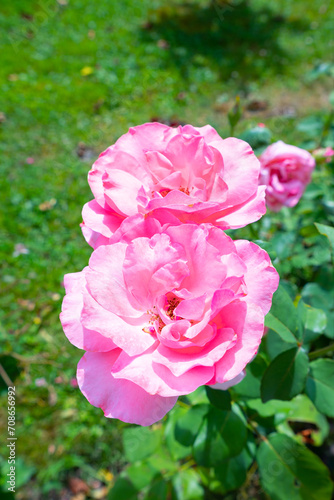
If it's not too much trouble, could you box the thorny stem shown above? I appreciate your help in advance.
[0,362,14,387]
[308,343,334,360]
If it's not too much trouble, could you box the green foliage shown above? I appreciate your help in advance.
[264,284,299,344]
[257,433,333,500]
[315,223,334,256]
[122,426,163,463]
[306,359,334,417]
[193,407,248,465]
[261,347,309,402]
[175,404,209,447]
[205,386,232,410]
[239,125,272,151]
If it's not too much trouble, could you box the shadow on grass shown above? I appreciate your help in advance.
[141,0,309,85]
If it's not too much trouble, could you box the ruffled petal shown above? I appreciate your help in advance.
[153,326,236,376]
[82,200,122,239]
[77,351,177,426]
[209,137,261,206]
[234,240,279,315]
[123,233,189,308]
[86,243,143,317]
[81,290,156,356]
[111,347,214,397]
[213,302,264,383]
[60,271,117,352]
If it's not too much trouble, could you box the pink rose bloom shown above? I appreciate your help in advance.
[81,123,266,248]
[313,147,334,163]
[259,141,315,212]
[60,216,278,426]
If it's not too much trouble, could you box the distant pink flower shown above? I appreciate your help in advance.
[70,378,78,388]
[259,141,315,212]
[313,147,334,163]
[324,147,334,158]
[60,217,278,425]
[81,123,266,248]
[26,157,35,164]
[13,243,29,257]
[35,377,47,387]
[257,123,266,128]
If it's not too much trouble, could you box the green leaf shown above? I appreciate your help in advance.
[213,447,253,494]
[143,477,170,500]
[301,283,333,310]
[271,232,296,261]
[108,476,138,500]
[265,312,298,345]
[205,386,231,410]
[297,300,327,345]
[175,404,208,447]
[233,353,267,398]
[193,408,247,466]
[301,283,334,339]
[265,329,296,361]
[12,458,36,489]
[146,446,177,473]
[239,126,272,150]
[122,426,162,463]
[305,359,334,417]
[329,90,334,107]
[304,304,327,343]
[126,462,158,491]
[261,347,309,402]
[257,433,333,500]
[172,469,204,500]
[165,406,192,460]
[198,443,254,495]
[246,398,293,419]
[276,394,329,447]
[264,285,299,344]
[297,116,323,137]
[185,386,210,405]
[315,223,334,253]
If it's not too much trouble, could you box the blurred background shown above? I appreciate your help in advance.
[0,0,333,498]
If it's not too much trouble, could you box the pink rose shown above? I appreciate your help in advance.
[60,217,278,425]
[313,147,334,163]
[81,123,266,248]
[259,141,315,212]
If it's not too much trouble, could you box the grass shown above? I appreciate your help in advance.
[0,0,333,497]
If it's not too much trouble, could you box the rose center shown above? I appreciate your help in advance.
[143,294,182,335]
[142,306,165,335]
[165,295,181,320]
[158,186,190,197]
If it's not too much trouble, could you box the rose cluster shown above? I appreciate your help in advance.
[61,123,279,425]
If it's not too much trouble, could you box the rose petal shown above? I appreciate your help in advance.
[77,350,177,426]
[60,271,117,352]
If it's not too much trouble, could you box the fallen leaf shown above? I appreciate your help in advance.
[69,477,90,495]
[157,39,169,49]
[39,198,57,211]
